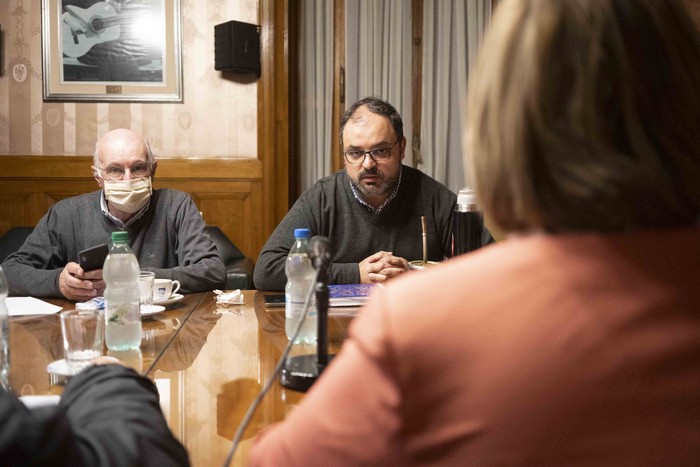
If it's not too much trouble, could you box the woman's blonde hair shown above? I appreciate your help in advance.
[466,0,700,233]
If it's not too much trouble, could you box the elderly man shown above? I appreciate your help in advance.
[2,129,226,300]
[253,97,492,291]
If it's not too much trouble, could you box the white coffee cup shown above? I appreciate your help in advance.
[153,279,181,301]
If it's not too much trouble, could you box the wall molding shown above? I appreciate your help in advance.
[0,156,262,179]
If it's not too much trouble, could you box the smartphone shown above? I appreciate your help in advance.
[263,294,286,308]
[78,244,109,272]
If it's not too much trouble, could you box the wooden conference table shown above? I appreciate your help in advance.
[7,291,356,466]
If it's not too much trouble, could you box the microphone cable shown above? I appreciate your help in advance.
[222,267,320,467]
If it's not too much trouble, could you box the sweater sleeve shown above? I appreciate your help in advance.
[249,288,403,465]
[254,196,319,291]
[327,262,361,285]
[149,195,227,293]
[2,210,64,298]
[255,176,366,290]
[60,364,189,466]
[254,217,362,289]
[0,365,189,467]
[0,387,80,466]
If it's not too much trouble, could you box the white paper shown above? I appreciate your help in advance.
[6,297,63,316]
[19,395,61,408]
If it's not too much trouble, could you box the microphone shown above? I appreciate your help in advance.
[307,235,332,270]
[281,235,335,392]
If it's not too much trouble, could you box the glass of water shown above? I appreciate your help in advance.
[59,309,104,374]
[138,271,155,311]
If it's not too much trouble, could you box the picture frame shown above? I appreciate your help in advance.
[42,0,183,102]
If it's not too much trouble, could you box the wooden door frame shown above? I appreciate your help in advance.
[331,0,346,173]
[258,0,290,238]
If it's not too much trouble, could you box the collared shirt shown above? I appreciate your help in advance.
[349,165,403,215]
[99,191,149,229]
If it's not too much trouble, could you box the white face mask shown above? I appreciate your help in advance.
[103,177,153,213]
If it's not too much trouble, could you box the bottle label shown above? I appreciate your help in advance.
[106,302,139,325]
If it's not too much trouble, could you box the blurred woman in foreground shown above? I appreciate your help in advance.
[250,1,700,464]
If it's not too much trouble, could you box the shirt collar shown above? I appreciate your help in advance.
[349,165,403,215]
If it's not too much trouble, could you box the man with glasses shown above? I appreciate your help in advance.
[254,97,492,291]
[2,128,226,300]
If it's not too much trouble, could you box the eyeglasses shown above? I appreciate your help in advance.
[343,140,399,164]
[96,162,151,181]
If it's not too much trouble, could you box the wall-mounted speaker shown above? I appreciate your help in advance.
[214,20,260,77]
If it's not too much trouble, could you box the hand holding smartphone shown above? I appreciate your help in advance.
[78,244,109,272]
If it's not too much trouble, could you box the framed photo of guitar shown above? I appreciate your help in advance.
[42,0,183,102]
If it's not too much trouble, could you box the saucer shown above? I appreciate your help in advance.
[141,304,166,316]
[47,359,79,377]
[153,293,184,307]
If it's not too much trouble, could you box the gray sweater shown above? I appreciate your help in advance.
[254,166,486,291]
[2,189,226,297]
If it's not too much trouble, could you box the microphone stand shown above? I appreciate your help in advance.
[315,266,330,371]
[280,255,333,392]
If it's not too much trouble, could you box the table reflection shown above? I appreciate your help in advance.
[7,291,358,466]
[153,291,354,467]
[7,293,205,396]
[9,314,64,396]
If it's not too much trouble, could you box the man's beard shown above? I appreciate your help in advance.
[351,167,399,199]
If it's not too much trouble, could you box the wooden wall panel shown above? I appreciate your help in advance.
[0,179,98,230]
[0,156,265,262]
[160,181,263,259]
[0,193,33,234]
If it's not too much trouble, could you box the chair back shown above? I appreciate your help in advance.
[0,227,34,263]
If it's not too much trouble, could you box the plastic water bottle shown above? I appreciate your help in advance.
[104,231,142,350]
[452,188,484,257]
[0,266,9,389]
[285,228,317,344]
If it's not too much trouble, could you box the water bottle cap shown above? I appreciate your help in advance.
[293,228,311,239]
[457,188,479,210]
[111,231,129,242]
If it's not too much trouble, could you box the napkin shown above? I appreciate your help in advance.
[76,297,105,310]
[6,297,63,316]
[213,289,245,306]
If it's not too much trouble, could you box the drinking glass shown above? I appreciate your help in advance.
[138,271,155,310]
[59,309,104,374]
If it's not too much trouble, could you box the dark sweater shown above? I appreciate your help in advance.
[254,166,490,291]
[2,189,226,297]
[0,364,189,466]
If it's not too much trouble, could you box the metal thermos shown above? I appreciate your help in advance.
[452,188,483,257]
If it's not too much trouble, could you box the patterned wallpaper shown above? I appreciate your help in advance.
[0,0,258,158]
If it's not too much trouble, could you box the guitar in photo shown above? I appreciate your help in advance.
[61,2,121,58]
